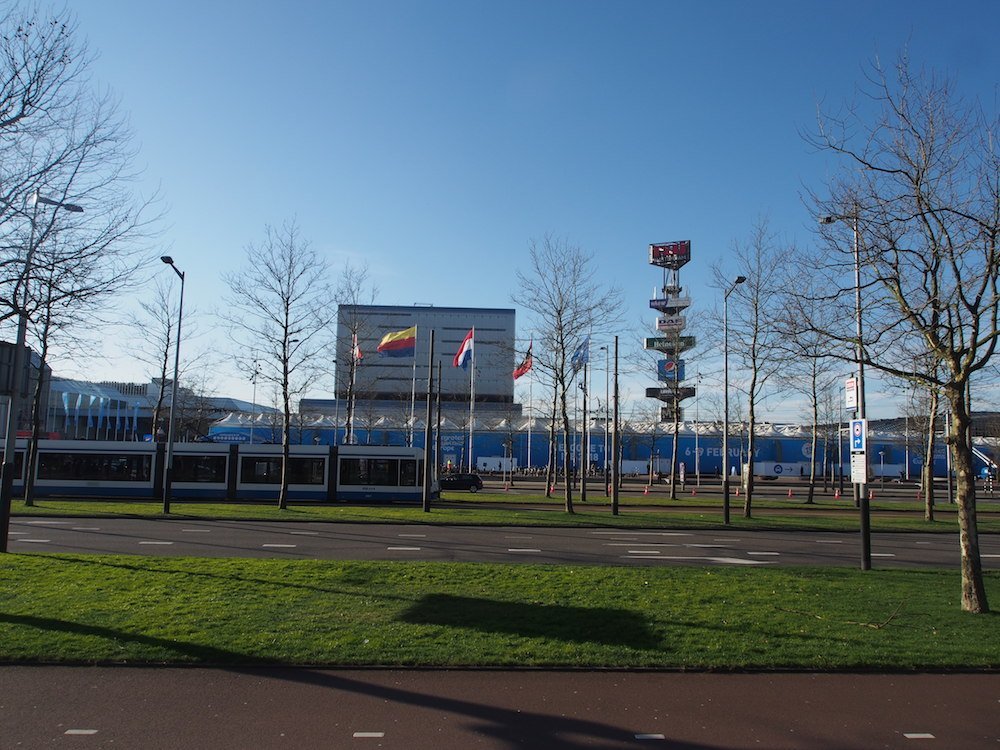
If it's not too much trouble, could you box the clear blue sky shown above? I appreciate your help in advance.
[66,0,999,419]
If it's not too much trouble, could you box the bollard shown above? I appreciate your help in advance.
[787,488,794,498]
[643,486,650,495]
[868,489,875,500]
[834,489,841,499]
[503,482,509,492]
[691,488,697,496]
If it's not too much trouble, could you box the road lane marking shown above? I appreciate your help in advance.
[72,527,101,531]
[15,539,50,543]
[64,729,98,735]
[627,550,661,555]
[26,520,68,525]
[262,544,297,548]
[605,542,679,547]
[289,531,319,535]
[815,540,844,544]
[903,733,935,739]
[181,529,211,533]
[387,546,422,551]
[746,551,780,556]
[714,538,741,542]
[139,541,173,545]
[398,533,427,538]
[871,553,896,557]
[982,554,1000,558]
[508,548,541,553]
[591,531,692,536]
[685,543,732,548]
[353,732,385,738]
[635,734,665,740]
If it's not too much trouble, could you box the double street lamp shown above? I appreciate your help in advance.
[0,192,84,553]
[160,256,185,514]
[722,274,746,525]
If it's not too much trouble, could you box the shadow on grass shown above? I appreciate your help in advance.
[0,613,249,663]
[400,593,660,649]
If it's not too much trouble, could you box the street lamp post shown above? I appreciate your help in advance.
[722,275,747,525]
[0,191,83,554]
[599,345,609,495]
[820,211,870,570]
[160,256,185,514]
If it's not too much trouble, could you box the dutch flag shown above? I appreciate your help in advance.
[453,328,474,369]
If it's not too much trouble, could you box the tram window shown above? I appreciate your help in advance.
[399,459,417,486]
[37,452,152,482]
[173,455,227,483]
[0,451,25,477]
[241,457,325,485]
[340,457,400,486]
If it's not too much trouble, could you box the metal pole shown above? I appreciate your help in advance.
[604,345,609,496]
[162,259,185,514]
[853,214,871,570]
[723,290,731,525]
[695,370,701,487]
[611,335,620,515]
[422,330,435,512]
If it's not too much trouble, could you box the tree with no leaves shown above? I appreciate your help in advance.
[805,54,999,613]
[221,221,336,509]
[512,235,622,513]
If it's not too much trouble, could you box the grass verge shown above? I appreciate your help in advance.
[1,553,997,669]
[11,497,1000,533]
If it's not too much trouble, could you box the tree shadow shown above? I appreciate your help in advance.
[0,612,249,663]
[400,593,661,649]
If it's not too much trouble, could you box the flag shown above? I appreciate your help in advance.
[513,340,533,380]
[376,326,416,357]
[352,332,363,362]
[571,336,590,374]
[453,328,474,369]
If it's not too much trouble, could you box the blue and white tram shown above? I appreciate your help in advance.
[7,440,434,503]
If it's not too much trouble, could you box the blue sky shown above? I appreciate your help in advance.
[64,0,999,419]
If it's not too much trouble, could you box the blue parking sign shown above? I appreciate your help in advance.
[850,419,867,452]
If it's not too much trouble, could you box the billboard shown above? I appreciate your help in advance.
[656,314,686,332]
[644,335,696,353]
[657,359,685,382]
[649,240,692,269]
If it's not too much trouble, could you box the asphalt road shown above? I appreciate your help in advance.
[8,517,1000,568]
[1,667,998,749]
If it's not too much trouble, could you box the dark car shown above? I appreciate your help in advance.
[439,473,483,492]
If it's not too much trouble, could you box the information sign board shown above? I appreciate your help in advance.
[850,418,867,452]
[845,377,858,409]
[851,453,868,484]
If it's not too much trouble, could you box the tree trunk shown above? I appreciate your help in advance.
[947,387,988,613]
[923,391,937,522]
[560,381,574,513]
[743,409,756,519]
[544,383,557,498]
[278,372,291,510]
[807,392,818,504]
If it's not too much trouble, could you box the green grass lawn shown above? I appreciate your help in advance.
[11,496,1000,533]
[1,554,997,669]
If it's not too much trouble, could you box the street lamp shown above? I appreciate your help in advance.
[0,191,83,554]
[820,210,870,570]
[722,274,746,525]
[160,255,185,514]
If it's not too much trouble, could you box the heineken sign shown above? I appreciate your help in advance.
[644,335,696,353]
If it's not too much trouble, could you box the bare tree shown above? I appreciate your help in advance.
[512,235,622,513]
[805,54,999,613]
[221,221,335,509]
[712,219,786,517]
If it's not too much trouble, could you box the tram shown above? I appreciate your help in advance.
[6,440,433,503]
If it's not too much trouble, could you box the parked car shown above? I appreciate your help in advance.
[439,472,483,492]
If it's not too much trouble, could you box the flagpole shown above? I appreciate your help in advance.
[469,327,475,473]
[527,374,532,471]
[409,326,418,447]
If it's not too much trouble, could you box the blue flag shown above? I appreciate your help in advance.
[571,336,590,374]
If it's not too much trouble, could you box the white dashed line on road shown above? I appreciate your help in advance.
[635,733,665,741]
[181,529,211,533]
[398,533,426,538]
[871,553,896,557]
[289,531,319,536]
[387,546,421,551]
[261,544,297,548]
[64,729,98,735]
[685,544,733,549]
[627,550,661,555]
[815,540,844,544]
[14,539,50,543]
[903,733,935,739]
[71,527,101,531]
[26,520,68,525]
[746,551,780,556]
[353,731,385,738]
[604,542,679,547]
[139,541,173,545]
[508,548,541,553]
